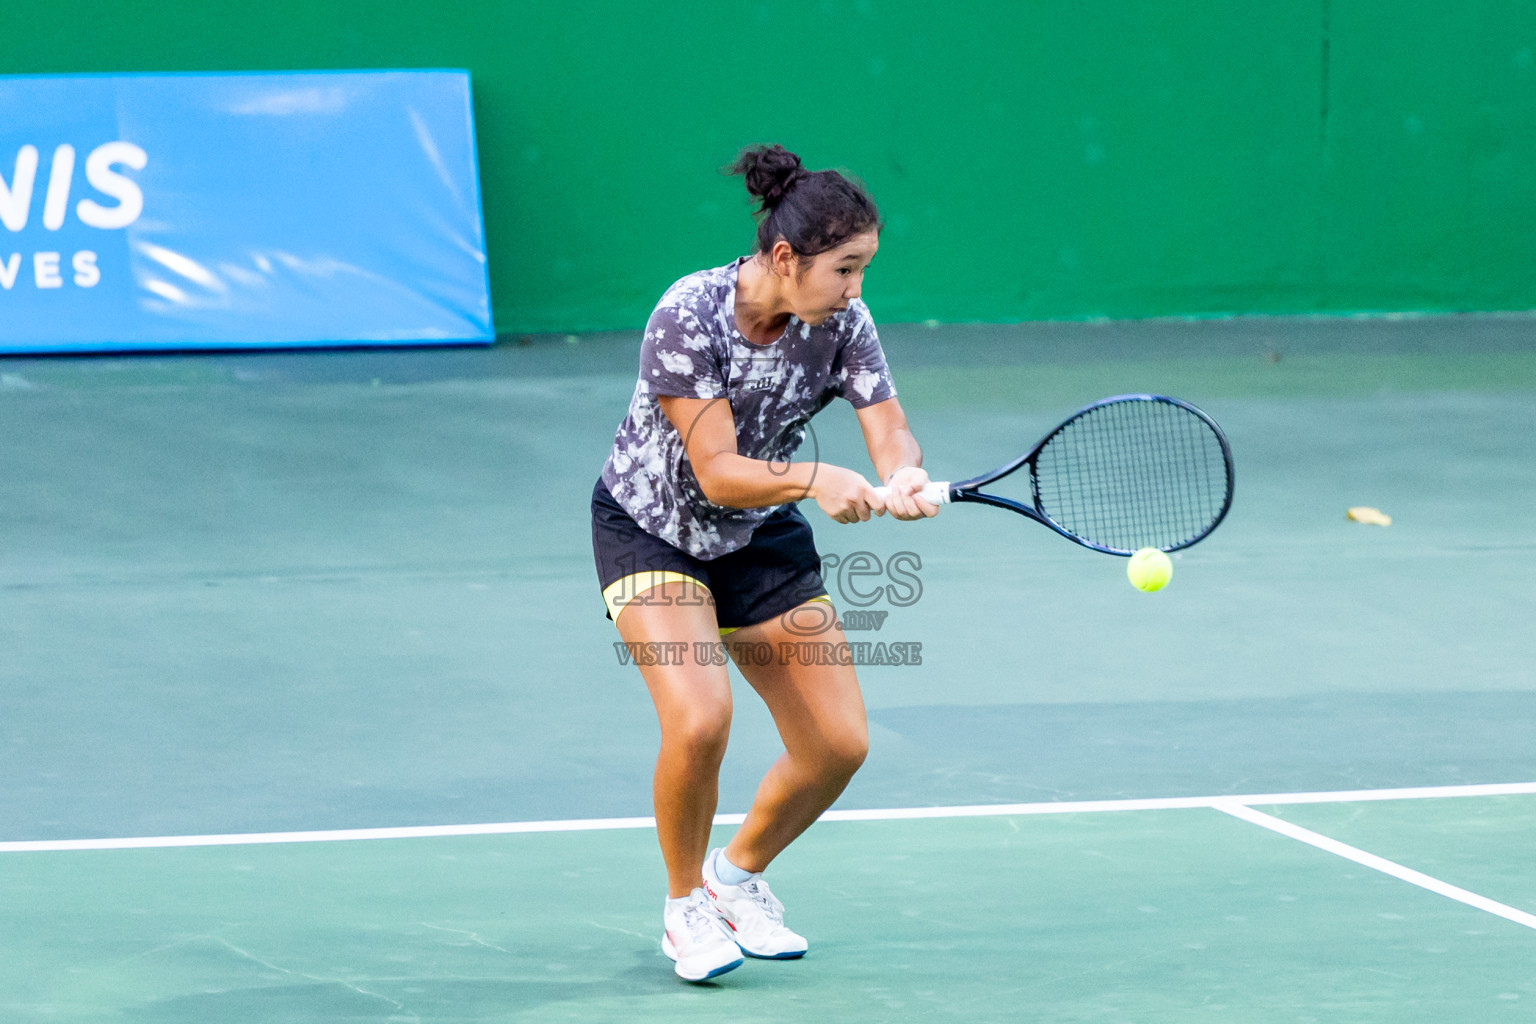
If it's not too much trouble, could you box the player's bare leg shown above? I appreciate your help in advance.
[722,600,868,872]
[615,581,733,898]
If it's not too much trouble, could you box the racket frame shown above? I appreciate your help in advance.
[939,393,1235,555]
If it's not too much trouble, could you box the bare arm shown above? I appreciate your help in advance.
[856,397,938,520]
[856,396,923,484]
[657,395,884,523]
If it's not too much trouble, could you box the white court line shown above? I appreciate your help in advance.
[819,780,1536,822]
[2,780,1534,854]
[1213,801,1536,932]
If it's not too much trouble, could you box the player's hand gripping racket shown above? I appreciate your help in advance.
[874,394,1234,555]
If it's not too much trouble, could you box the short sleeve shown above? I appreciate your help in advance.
[639,303,727,400]
[833,302,898,408]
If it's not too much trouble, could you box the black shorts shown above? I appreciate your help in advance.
[591,478,829,632]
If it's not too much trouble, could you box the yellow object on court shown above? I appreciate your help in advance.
[1126,548,1173,593]
[1347,506,1392,526]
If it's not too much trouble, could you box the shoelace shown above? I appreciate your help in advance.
[681,898,728,943]
[740,880,785,925]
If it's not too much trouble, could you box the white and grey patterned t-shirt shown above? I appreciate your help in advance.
[601,257,897,559]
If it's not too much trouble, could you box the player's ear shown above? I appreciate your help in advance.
[769,239,796,278]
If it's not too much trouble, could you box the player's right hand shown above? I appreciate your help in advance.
[810,465,885,524]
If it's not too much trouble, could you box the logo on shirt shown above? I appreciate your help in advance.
[741,375,778,394]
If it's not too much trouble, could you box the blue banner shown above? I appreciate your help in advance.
[0,71,492,353]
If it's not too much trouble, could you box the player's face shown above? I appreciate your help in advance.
[793,231,879,325]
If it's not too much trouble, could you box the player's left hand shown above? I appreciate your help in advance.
[883,466,940,521]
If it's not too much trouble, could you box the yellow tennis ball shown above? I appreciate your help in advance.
[1127,548,1173,592]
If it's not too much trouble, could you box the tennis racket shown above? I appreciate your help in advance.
[874,394,1234,555]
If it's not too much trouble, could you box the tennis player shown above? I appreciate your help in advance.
[592,144,938,982]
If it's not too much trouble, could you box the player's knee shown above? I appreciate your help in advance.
[821,727,869,780]
[669,707,732,764]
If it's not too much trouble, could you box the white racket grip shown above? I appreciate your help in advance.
[873,481,951,505]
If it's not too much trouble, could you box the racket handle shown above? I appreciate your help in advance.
[873,481,951,505]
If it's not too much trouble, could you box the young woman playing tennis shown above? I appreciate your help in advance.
[591,144,938,982]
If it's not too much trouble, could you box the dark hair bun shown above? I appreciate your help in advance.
[723,143,882,258]
[729,144,807,211]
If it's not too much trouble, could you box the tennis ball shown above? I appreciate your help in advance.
[1127,548,1172,592]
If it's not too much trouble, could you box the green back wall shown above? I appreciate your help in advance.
[3,2,1532,332]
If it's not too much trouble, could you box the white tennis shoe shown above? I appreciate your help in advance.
[703,849,808,959]
[661,888,744,982]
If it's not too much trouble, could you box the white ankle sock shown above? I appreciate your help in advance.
[712,848,754,885]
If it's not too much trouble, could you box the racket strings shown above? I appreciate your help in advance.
[1033,398,1230,553]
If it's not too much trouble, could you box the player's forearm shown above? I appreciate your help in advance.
[871,428,923,485]
[692,452,826,508]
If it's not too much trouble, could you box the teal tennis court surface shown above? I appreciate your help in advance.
[4,315,1535,1021]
